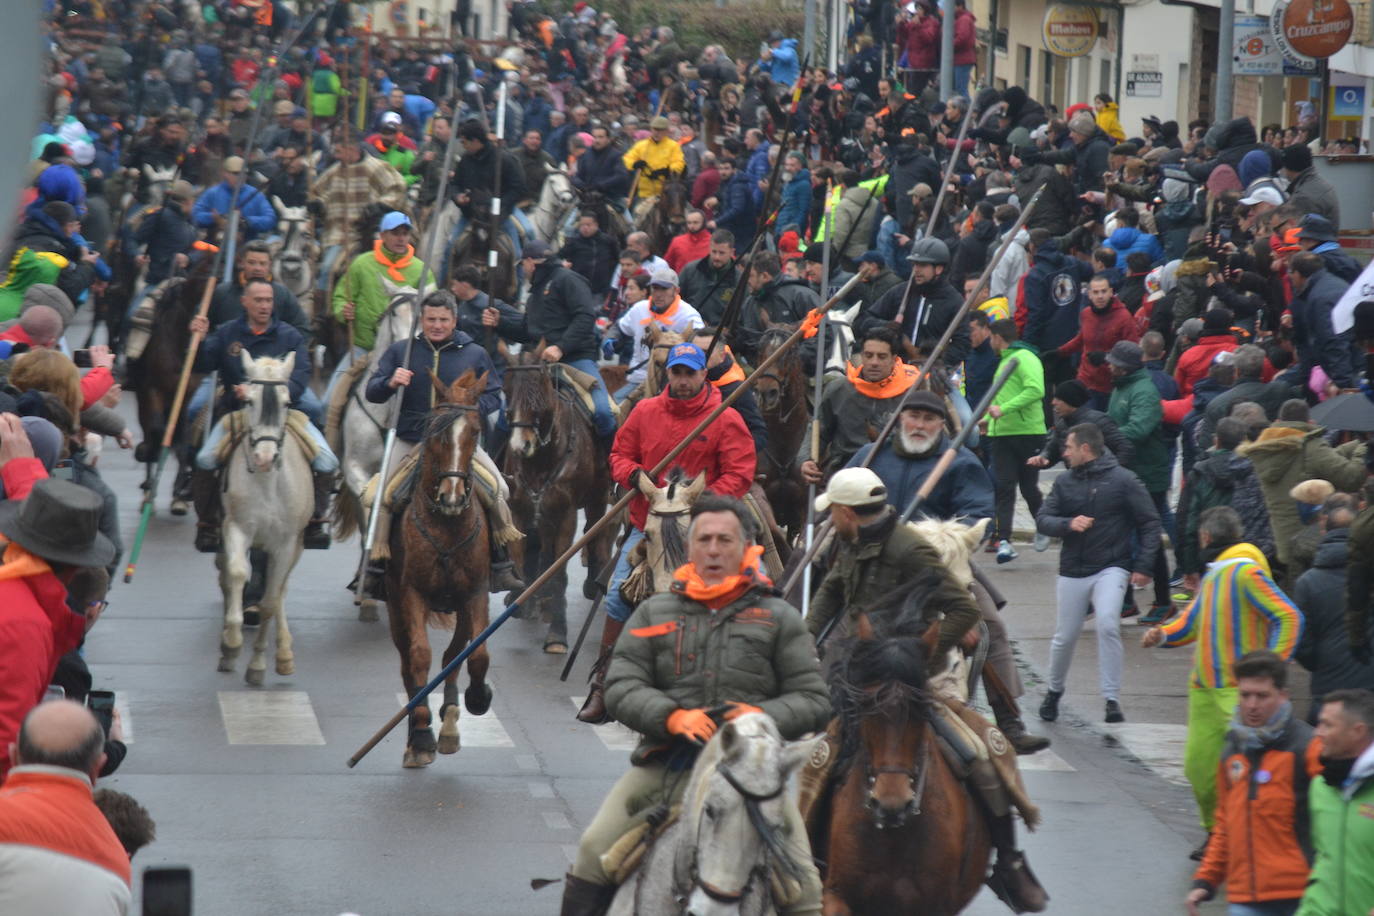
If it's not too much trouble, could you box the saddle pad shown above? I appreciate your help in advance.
[933,699,1041,830]
[213,409,321,466]
[325,357,373,455]
[602,804,680,885]
[548,362,609,421]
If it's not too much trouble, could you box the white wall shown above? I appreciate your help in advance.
[1118,0,1195,130]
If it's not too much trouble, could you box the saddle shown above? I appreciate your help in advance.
[124,277,185,361]
[212,409,321,466]
[548,362,607,419]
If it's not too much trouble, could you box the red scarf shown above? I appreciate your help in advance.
[372,240,415,282]
[845,359,919,399]
[671,545,770,610]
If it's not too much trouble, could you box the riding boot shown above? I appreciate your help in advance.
[489,538,526,594]
[989,692,1051,756]
[986,813,1049,913]
[170,464,194,517]
[576,617,625,724]
[303,471,334,549]
[192,468,223,553]
[558,873,614,916]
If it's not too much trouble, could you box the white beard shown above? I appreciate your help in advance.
[899,429,940,455]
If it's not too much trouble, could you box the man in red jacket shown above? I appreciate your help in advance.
[1175,308,1240,397]
[0,414,117,779]
[896,0,940,94]
[664,209,711,273]
[952,0,978,97]
[576,342,756,724]
[1057,273,1141,409]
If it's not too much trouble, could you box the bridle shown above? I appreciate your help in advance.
[504,363,557,450]
[421,401,481,515]
[240,379,289,474]
[753,333,804,424]
[862,713,933,829]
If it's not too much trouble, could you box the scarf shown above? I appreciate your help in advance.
[1228,700,1293,752]
[845,359,919,400]
[671,544,770,610]
[639,294,682,327]
[0,541,53,582]
[372,240,415,282]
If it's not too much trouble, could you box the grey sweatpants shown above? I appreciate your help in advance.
[1048,567,1130,701]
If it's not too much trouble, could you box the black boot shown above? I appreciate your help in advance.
[990,692,1051,755]
[304,471,334,549]
[559,873,614,916]
[488,540,526,594]
[1038,690,1062,723]
[192,469,223,553]
[170,464,193,516]
[986,814,1049,913]
[576,618,625,724]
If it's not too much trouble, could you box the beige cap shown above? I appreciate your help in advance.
[223,155,245,173]
[650,115,670,130]
[274,99,294,115]
[814,468,888,513]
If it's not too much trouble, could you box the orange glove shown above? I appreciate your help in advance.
[666,708,718,745]
[723,703,763,721]
[800,308,824,339]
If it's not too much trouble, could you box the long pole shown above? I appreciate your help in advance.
[124,4,336,583]
[803,188,835,619]
[487,77,510,302]
[1216,0,1236,123]
[347,277,861,767]
[939,0,955,101]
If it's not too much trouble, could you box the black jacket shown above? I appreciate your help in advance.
[679,256,740,326]
[1036,451,1162,578]
[455,290,524,359]
[1011,163,1077,236]
[365,330,501,442]
[1037,129,1112,193]
[1291,268,1359,388]
[1039,405,1133,468]
[1295,529,1374,710]
[884,144,941,227]
[736,276,821,361]
[208,278,312,337]
[949,218,997,289]
[517,261,600,361]
[859,274,970,367]
[133,203,196,285]
[451,142,526,220]
[572,144,631,199]
[194,317,312,411]
[1021,241,1090,352]
[11,212,98,307]
[559,231,619,295]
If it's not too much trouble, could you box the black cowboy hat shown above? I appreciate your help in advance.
[0,479,116,568]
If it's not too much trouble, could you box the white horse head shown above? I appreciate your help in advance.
[374,277,419,353]
[532,170,577,243]
[239,350,295,473]
[635,469,707,595]
[908,517,990,589]
[823,302,860,375]
[143,163,178,205]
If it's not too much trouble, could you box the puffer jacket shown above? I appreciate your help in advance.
[1039,405,1133,468]
[1037,450,1162,578]
[1058,300,1141,393]
[775,168,811,236]
[1298,751,1374,915]
[1170,256,1215,333]
[605,582,830,766]
[1017,241,1090,352]
[1295,529,1374,710]
[1108,367,1170,492]
[365,331,501,442]
[1239,422,1367,566]
[1177,449,1249,574]
[1174,331,1239,397]
[1105,225,1163,264]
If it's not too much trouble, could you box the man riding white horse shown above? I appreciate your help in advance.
[190,278,338,553]
[560,493,830,916]
[359,290,524,599]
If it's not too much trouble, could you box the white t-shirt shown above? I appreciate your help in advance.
[616,297,704,384]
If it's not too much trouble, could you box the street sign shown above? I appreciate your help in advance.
[1126,71,1163,97]
[1234,14,1285,75]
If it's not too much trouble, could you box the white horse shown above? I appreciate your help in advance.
[270,195,318,301]
[822,302,860,376]
[607,713,822,916]
[216,352,314,686]
[909,516,992,703]
[529,170,577,245]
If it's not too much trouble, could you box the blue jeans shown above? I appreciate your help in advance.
[602,527,645,622]
[954,64,972,99]
[196,409,338,472]
[877,216,910,279]
[1229,903,1299,916]
[948,385,978,449]
[564,357,617,439]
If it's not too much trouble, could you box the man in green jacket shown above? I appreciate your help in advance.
[985,319,1046,563]
[1299,688,1374,916]
[560,493,830,916]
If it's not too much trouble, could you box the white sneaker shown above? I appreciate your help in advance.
[1034,532,1051,552]
[997,541,1019,564]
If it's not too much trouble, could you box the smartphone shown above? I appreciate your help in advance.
[88,689,115,737]
[73,349,93,368]
[142,866,193,916]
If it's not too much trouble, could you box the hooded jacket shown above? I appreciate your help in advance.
[885,144,941,227]
[365,330,501,442]
[989,228,1029,301]
[1287,167,1340,227]
[830,184,881,261]
[572,144,632,199]
[897,14,940,70]
[516,261,601,362]
[1301,741,1374,915]
[988,341,1045,438]
[1174,331,1239,397]
[1017,241,1089,352]
[1108,367,1169,493]
[1291,268,1360,389]
[1170,256,1215,333]
[1105,225,1163,265]
[775,168,812,237]
[1037,450,1162,578]
[861,274,971,367]
[1058,299,1141,392]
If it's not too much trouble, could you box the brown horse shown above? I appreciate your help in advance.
[752,326,810,538]
[637,177,689,255]
[449,221,518,302]
[503,351,616,652]
[816,612,992,915]
[385,370,495,768]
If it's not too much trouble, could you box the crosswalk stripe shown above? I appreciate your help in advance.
[395,693,515,747]
[1107,722,1189,786]
[570,697,640,751]
[218,691,325,745]
[1017,748,1075,773]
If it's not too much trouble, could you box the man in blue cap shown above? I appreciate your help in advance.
[575,339,757,724]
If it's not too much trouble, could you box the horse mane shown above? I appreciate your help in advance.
[257,378,282,428]
[505,353,553,421]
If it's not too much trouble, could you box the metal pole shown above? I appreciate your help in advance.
[804,0,818,65]
[1216,0,1236,122]
[827,0,840,75]
[489,76,510,292]
[939,0,955,101]
[803,192,835,619]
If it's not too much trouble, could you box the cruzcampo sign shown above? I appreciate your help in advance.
[1042,4,1099,58]
[1279,0,1354,59]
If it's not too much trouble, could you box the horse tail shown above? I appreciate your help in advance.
[426,610,458,631]
[332,488,361,541]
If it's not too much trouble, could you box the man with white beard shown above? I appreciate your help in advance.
[849,391,1050,755]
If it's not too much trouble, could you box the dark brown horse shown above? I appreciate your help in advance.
[637,176,689,256]
[503,350,616,652]
[385,370,494,768]
[752,326,810,538]
[449,221,518,303]
[816,612,992,915]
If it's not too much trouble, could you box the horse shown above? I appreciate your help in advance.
[637,177,689,256]
[270,195,318,302]
[385,370,495,768]
[578,189,630,247]
[528,170,578,246]
[91,164,181,349]
[752,327,810,539]
[817,608,993,915]
[314,203,389,373]
[503,350,616,652]
[607,712,822,916]
[215,352,315,686]
[449,220,518,302]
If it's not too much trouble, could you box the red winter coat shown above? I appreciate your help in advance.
[0,458,82,780]
[953,9,977,66]
[1057,300,1141,393]
[1175,332,1239,397]
[897,15,941,71]
[611,383,756,530]
[665,229,711,274]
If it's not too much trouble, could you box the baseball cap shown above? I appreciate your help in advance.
[649,267,679,288]
[380,111,403,129]
[223,155,245,173]
[523,239,553,261]
[1104,340,1143,372]
[664,342,706,371]
[274,99,294,115]
[229,88,249,100]
[1239,186,1284,207]
[379,211,412,231]
[814,467,888,513]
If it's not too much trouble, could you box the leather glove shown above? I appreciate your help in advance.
[628,468,647,490]
[632,159,649,171]
[1086,351,1106,366]
[666,708,718,745]
[722,702,763,721]
[651,168,670,180]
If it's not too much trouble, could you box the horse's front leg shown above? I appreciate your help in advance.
[462,591,494,717]
[437,624,466,756]
[218,522,249,675]
[265,541,304,677]
[395,587,436,768]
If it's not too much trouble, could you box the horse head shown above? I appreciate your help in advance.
[505,349,557,458]
[238,351,295,473]
[823,302,860,374]
[752,326,801,416]
[373,278,418,352]
[143,163,177,205]
[906,517,989,589]
[636,468,705,593]
[643,325,686,396]
[423,369,486,514]
[658,178,689,230]
[677,712,820,916]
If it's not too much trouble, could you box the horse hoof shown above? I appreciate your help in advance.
[465,683,494,716]
[217,656,235,673]
[245,666,265,687]
[437,706,461,755]
[583,579,602,601]
[276,658,294,676]
[544,635,568,655]
[402,747,436,768]
[358,600,379,623]
[169,498,189,517]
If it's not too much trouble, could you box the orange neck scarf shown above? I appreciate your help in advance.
[639,295,682,326]
[672,544,770,610]
[712,359,746,387]
[846,359,919,399]
[0,542,52,582]
[372,240,415,282]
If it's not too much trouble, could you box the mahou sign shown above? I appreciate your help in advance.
[1042,4,1098,58]
[1282,0,1354,59]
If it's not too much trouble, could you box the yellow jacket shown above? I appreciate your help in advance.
[622,137,685,199]
[1096,103,1126,142]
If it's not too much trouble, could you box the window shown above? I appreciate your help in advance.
[1100,58,1111,99]
[1041,50,1055,106]
[1018,44,1031,89]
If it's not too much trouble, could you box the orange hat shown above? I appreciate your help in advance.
[1276,226,1302,254]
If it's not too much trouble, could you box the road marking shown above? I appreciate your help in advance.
[1017,748,1075,773]
[1107,722,1189,786]
[570,697,640,751]
[515,753,539,771]
[542,811,573,831]
[528,782,555,799]
[394,693,515,747]
[218,691,325,745]
[114,694,133,745]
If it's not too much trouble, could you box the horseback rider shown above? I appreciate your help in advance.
[602,266,704,402]
[800,323,920,484]
[206,240,312,334]
[570,124,632,226]
[734,251,821,364]
[448,264,524,361]
[483,239,616,442]
[309,129,409,299]
[329,211,426,396]
[806,468,1049,913]
[560,492,830,916]
[358,290,525,598]
[189,278,338,553]
[577,342,756,724]
[849,391,1051,755]
[448,118,529,260]
[621,115,685,208]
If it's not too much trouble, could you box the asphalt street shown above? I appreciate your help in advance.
[85,402,1250,916]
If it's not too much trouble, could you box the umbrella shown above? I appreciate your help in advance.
[1311,392,1374,432]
